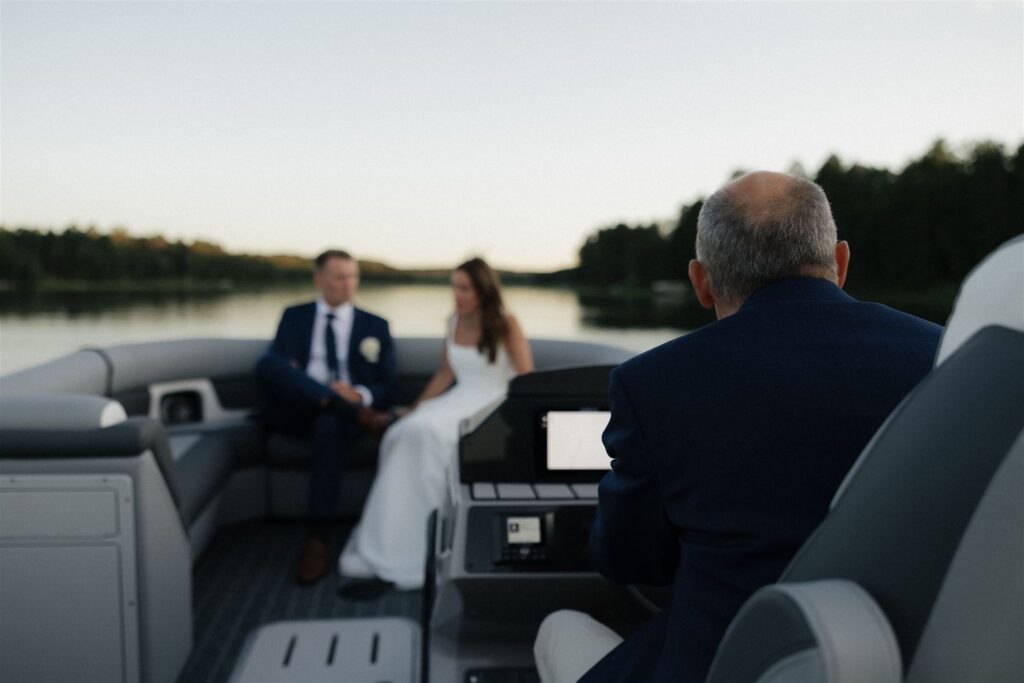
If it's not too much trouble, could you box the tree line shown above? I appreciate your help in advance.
[0,228,441,288]
[0,225,569,289]
[577,139,1024,297]
[2,138,1020,298]
[0,228,310,288]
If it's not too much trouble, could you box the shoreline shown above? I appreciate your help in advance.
[0,279,956,326]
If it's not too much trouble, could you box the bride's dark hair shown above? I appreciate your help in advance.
[456,257,508,363]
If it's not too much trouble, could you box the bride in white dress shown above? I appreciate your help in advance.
[339,257,533,591]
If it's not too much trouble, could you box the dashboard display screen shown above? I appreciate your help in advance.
[544,410,612,471]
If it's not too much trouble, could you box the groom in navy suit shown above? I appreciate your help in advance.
[255,249,397,584]
[534,172,941,682]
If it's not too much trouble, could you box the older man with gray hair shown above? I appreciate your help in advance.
[535,171,941,683]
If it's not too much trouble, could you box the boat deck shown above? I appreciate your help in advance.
[178,520,422,683]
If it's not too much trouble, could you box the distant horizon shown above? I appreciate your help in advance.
[5,135,1021,274]
[3,1,1021,270]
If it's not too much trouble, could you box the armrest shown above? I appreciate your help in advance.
[0,393,126,430]
[707,580,902,683]
[0,416,183,513]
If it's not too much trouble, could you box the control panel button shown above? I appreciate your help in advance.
[496,483,537,499]
[472,483,498,500]
[570,483,599,499]
[533,483,573,499]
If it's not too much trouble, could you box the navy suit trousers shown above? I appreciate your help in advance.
[255,353,361,520]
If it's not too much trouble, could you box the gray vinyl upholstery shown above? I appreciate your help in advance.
[0,416,193,683]
[0,349,110,395]
[100,337,270,394]
[936,234,1024,365]
[174,431,235,526]
[0,393,126,429]
[710,580,901,683]
[906,431,1024,682]
[0,415,185,514]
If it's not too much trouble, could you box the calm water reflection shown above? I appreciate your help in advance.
[0,284,700,375]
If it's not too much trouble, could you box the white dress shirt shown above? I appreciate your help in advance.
[307,300,373,406]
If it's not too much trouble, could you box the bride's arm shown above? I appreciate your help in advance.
[505,315,534,375]
[410,343,455,410]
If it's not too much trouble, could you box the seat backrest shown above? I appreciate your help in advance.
[0,399,184,516]
[935,234,1024,365]
[707,236,1024,683]
[0,336,632,414]
[0,393,127,430]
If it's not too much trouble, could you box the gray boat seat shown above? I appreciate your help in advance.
[0,394,193,683]
[936,233,1024,365]
[708,580,901,683]
[707,236,1024,683]
[0,395,184,516]
[173,430,235,526]
[0,392,127,429]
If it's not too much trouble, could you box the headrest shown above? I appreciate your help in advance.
[0,394,127,431]
[936,235,1024,365]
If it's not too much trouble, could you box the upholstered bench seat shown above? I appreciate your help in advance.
[265,432,379,469]
[172,432,234,528]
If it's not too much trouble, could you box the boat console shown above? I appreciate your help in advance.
[427,366,649,682]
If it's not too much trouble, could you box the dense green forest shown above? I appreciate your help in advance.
[0,227,445,289]
[578,139,1023,299]
[2,139,1020,305]
[0,227,561,289]
[0,229,301,289]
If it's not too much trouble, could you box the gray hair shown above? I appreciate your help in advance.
[695,174,837,304]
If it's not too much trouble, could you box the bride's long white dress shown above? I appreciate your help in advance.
[339,320,515,589]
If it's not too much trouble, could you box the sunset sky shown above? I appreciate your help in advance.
[2,1,1021,270]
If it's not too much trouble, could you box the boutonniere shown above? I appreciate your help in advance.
[359,336,381,363]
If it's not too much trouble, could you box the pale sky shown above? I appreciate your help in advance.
[2,1,1021,271]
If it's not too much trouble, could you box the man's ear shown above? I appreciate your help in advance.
[688,260,716,310]
[834,241,850,289]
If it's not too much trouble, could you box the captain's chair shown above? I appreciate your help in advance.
[706,235,1024,683]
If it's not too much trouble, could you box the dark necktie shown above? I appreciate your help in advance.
[325,312,340,382]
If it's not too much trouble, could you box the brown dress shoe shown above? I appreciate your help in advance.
[358,407,394,439]
[296,537,330,584]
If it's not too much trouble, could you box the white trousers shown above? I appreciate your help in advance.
[533,610,624,683]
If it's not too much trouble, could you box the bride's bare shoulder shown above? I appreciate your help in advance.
[503,313,527,340]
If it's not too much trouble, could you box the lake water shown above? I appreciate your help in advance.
[0,284,701,375]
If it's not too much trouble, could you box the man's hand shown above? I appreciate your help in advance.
[330,381,363,405]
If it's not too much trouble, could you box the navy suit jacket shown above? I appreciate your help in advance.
[584,278,941,683]
[268,301,398,409]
